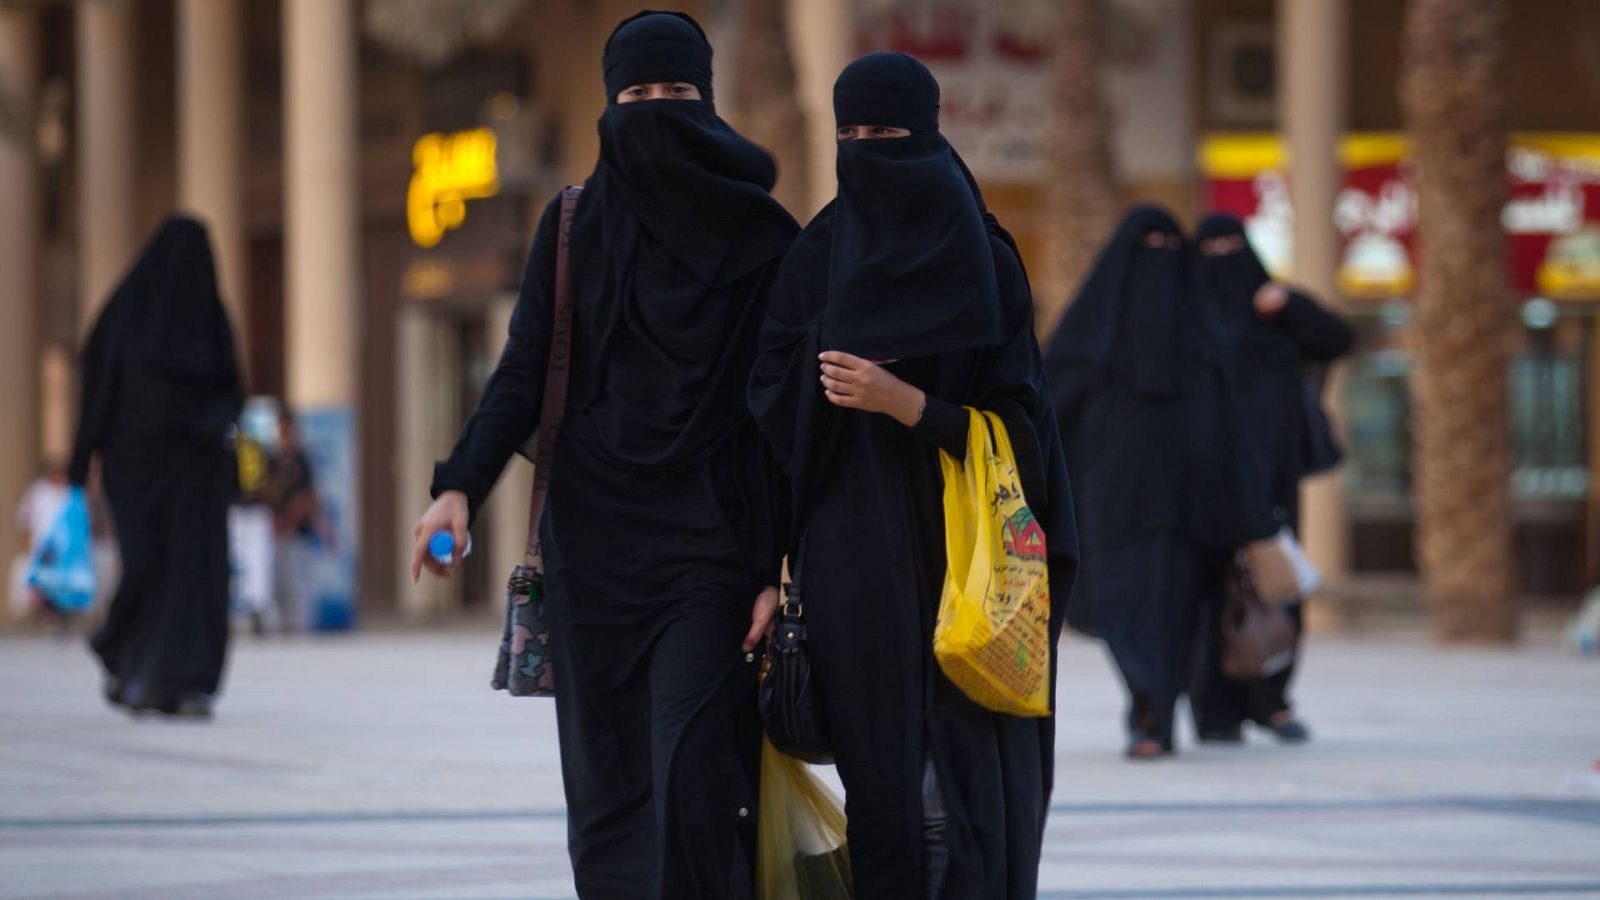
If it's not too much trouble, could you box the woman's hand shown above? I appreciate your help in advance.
[1255,282,1289,318]
[410,490,469,582]
[744,585,780,653]
[818,351,927,427]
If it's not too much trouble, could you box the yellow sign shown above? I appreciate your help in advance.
[408,128,500,248]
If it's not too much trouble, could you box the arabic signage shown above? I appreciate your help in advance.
[1201,132,1600,299]
[408,127,500,249]
[856,4,1050,180]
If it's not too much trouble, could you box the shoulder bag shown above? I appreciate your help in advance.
[490,185,581,698]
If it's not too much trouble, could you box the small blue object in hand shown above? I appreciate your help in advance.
[429,531,472,567]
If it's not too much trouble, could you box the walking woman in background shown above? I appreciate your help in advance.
[751,52,1077,898]
[1188,213,1354,745]
[72,216,244,719]
[1046,207,1208,759]
[410,12,796,897]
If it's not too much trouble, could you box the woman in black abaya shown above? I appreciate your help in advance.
[750,52,1077,899]
[411,12,797,897]
[72,216,244,718]
[1045,207,1205,758]
[1188,213,1353,745]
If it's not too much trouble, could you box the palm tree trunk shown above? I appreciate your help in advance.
[1400,0,1518,642]
[728,0,811,216]
[1038,0,1121,338]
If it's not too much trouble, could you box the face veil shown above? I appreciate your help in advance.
[564,10,799,471]
[819,52,1003,360]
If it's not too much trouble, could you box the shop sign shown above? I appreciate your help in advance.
[408,128,500,249]
[1200,133,1600,298]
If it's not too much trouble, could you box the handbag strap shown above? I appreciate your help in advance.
[525,186,582,562]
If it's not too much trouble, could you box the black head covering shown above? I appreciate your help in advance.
[71,215,243,483]
[820,52,1002,359]
[566,11,798,470]
[1193,212,1270,350]
[602,10,714,102]
[1046,205,1186,396]
[107,216,239,380]
[832,50,940,133]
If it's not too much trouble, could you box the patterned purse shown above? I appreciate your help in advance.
[490,186,581,698]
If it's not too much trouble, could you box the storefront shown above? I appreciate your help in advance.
[1201,133,1600,596]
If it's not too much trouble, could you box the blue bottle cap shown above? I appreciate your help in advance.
[428,531,454,562]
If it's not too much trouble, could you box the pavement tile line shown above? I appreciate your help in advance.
[2,795,1596,831]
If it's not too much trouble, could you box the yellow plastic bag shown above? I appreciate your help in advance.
[757,738,852,900]
[933,407,1053,717]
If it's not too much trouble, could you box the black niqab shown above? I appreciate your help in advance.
[568,12,798,471]
[1194,213,1270,350]
[820,52,1002,360]
[1046,205,1186,398]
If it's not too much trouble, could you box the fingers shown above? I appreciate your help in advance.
[818,351,870,371]
[826,390,866,409]
[742,615,766,653]
[744,588,779,652]
[409,538,426,584]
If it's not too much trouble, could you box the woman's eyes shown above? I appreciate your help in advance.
[872,127,895,136]
[670,84,693,95]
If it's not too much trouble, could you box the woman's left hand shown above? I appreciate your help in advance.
[744,585,780,653]
[818,351,927,427]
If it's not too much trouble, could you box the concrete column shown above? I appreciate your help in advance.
[0,7,39,583]
[75,0,136,324]
[396,306,460,619]
[283,0,359,410]
[1278,0,1349,583]
[483,297,534,617]
[178,0,247,347]
[787,0,851,217]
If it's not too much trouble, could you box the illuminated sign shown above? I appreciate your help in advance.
[408,128,499,248]
[1201,132,1600,299]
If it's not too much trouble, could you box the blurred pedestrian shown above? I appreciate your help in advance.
[1187,213,1353,745]
[71,216,244,719]
[750,52,1077,898]
[10,462,70,625]
[1046,206,1205,759]
[411,11,796,897]
[266,409,329,632]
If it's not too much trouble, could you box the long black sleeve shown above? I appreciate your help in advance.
[69,307,119,486]
[431,196,562,518]
[1276,291,1354,362]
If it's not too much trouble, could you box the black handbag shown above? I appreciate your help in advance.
[759,557,833,764]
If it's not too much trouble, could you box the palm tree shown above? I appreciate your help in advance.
[1037,0,1122,337]
[728,0,811,216]
[1400,0,1518,642]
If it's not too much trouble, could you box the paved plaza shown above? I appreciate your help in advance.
[1,623,1597,899]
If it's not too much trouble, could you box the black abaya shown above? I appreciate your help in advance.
[70,216,244,708]
[1187,214,1354,733]
[429,13,798,896]
[749,53,1078,898]
[1045,207,1201,749]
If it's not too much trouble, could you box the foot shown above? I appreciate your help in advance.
[165,693,215,720]
[1264,711,1310,744]
[102,677,129,710]
[1125,735,1171,760]
[1198,725,1244,744]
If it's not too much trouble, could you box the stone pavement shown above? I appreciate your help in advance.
[1,626,1597,899]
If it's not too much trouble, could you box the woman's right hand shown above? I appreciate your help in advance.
[411,490,469,582]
